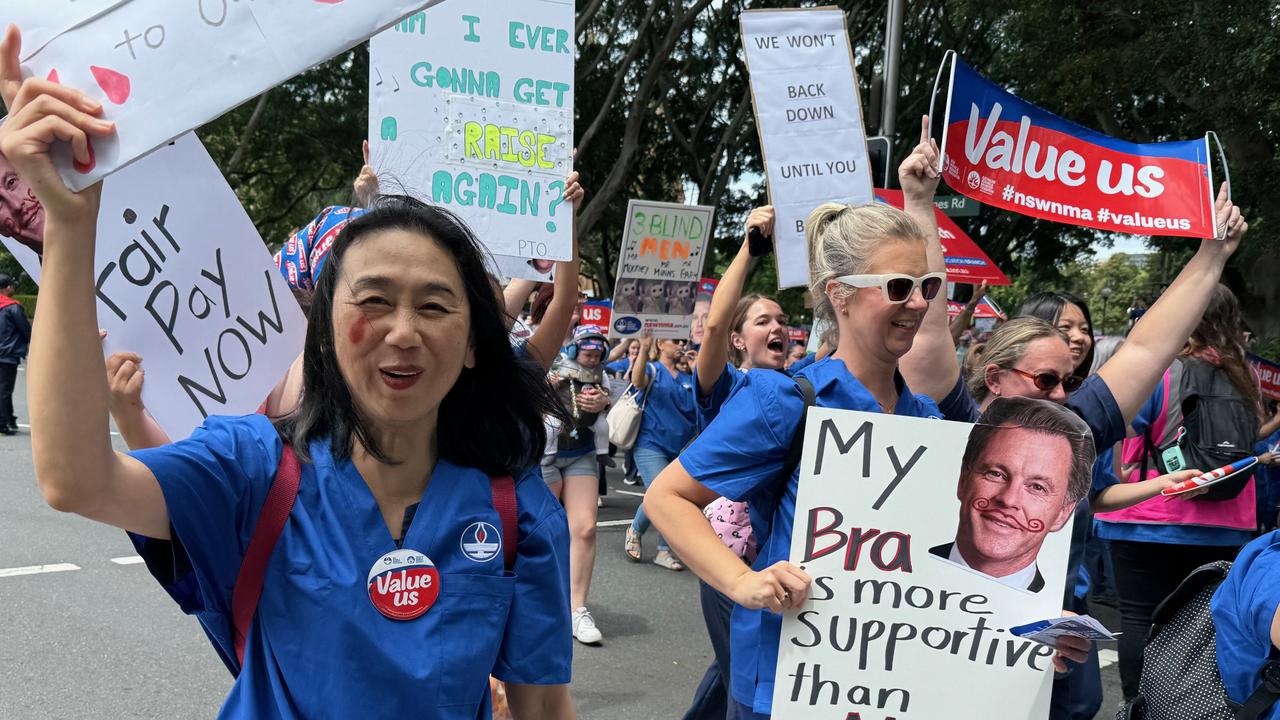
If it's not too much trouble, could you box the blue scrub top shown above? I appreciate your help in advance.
[693,362,744,432]
[130,414,571,719]
[605,358,632,376]
[679,357,940,714]
[1091,378,1253,547]
[1212,529,1280,718]
[635,362,696,457]
[786,353,818,376]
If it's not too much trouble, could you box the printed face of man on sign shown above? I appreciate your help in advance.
[0,152,44,255]
[930,397,1093,593]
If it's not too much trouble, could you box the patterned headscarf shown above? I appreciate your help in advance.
[274,205,369,290]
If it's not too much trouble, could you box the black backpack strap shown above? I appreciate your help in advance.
[1236,655,1280,720]
[761,377,816,544]
[781,376,817,481]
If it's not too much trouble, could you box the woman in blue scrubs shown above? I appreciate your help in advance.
[626,333,697,570]
[644,126,957,719]
[6,55,578,719]
[1212,530,1280,717]
[682,205,790,719]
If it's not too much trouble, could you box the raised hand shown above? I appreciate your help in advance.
[352,139,378,207]
[105,352,146,413]
[0,26,113,225]
[899,114,940,204]
[562,169,583,210]
[1206,183,1246,257]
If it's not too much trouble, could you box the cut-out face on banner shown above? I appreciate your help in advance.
[0,153,44,255]
[930,398,1091,594]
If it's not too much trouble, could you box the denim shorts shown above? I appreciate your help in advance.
[541,451,597,485]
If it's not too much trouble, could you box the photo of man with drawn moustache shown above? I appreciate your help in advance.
[930,397,1094,593]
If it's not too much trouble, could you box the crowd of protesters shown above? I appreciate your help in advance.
[3,18,1280,720]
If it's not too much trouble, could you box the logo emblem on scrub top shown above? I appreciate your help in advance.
[460,521,501,563]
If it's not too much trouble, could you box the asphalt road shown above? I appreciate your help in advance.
[0,368,1126,719]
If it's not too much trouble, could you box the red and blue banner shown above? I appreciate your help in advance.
[581,300,612,330]
[940,57,1217,239]
[1249,353,1280,402]
[874,188,1010,286]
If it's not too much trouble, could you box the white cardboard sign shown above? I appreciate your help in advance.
[16,0,443,191]
[740,8,875,289]
[772,407,1073,720]
[608,200,714,340]
[369,0,575,262]
[3,134,306,441]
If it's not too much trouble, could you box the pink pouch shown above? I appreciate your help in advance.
[703,497,756,564]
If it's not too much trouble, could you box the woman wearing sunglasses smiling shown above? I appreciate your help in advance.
[644,125,965,719]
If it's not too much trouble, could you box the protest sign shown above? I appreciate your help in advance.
[7,1,129,58]
[1249,353,1280,402]
[939,56,1218,239]
[874,188,1010,286]
[609,200,714,340]
[369,0,575,262]
[772,406,1077,719]
[741,8,875,289]
[2,134,305,441]
[17,0,442,191]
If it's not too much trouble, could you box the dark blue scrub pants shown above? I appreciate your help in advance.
[682,581,739,720]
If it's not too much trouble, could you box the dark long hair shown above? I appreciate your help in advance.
[1183,284,1262,416]
[1016,292,1096,376]
[275,196,569,476]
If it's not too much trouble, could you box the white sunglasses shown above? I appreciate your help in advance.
[836,272,947,303]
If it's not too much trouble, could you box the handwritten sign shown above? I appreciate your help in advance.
[773,406,1079,719]
[6,1,129,58]
[940,56,1216,238]
[2,134,305,440]
[17,0,443,190]
[369,0,574,262]
[740,8,874,289]
[609,200,713,340]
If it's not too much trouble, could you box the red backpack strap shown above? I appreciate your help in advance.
[232,444,301,672]
[490,475,518,572]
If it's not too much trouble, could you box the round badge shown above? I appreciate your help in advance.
[460,521,502,563]
[367,549,441,621]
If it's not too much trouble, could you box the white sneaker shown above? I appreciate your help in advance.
[572,607,602,645]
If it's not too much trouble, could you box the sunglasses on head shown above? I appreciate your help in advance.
[836,272,946,303]
[1007,367,1084,393]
